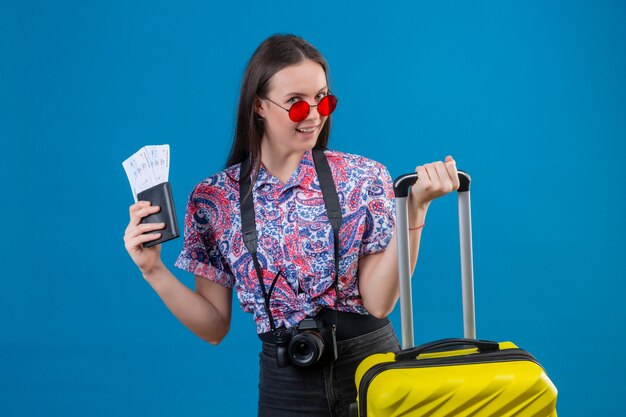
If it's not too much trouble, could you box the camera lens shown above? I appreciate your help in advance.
[288,332,324,367]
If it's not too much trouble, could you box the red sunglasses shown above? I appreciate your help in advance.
[264,94,338,122]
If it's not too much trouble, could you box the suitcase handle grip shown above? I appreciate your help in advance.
[395,338,500,360]
[393,171,470,198]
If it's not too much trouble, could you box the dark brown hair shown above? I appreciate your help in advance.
[225,34,332,180]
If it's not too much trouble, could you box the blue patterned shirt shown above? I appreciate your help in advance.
[175,149,396,333]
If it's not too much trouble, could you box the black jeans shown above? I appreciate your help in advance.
[258,323,400,417]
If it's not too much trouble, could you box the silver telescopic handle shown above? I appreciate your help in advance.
[459,190,476,339]
[395,194,414,350]
[393,171,474,349]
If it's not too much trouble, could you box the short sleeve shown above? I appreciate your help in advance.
[174,184,235,287]
[360,163,396,257]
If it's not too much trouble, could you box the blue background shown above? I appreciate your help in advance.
[2,0,625,415]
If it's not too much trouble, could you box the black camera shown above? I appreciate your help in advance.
[275,317,338,367]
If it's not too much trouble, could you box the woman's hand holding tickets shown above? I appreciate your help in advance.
[409,155,460,215]
[124,201,166,275]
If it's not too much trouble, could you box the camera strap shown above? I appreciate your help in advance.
[239,148,342,338]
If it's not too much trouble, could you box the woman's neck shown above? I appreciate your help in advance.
[260,144,306,184]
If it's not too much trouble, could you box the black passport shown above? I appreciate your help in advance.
[137,181,180,248]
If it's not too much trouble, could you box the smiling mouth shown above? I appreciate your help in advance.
[296,126,317,134]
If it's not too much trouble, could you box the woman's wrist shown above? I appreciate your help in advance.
[142,260,167,283]
[408,197,429,229]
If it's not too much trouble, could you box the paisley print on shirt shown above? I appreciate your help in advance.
[174,149,396,333]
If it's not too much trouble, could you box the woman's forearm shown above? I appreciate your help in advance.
[142,263,231,344]
[358,203,428,318]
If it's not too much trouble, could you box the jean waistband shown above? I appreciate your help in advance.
[258,308,390,343]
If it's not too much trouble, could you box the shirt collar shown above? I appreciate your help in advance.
[226,150,318,193]
[281,150,317,192]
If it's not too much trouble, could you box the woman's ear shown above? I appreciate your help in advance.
[255,97,266,119]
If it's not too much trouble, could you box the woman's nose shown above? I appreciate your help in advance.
[305,103,321,121]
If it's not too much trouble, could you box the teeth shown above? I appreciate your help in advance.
[297,127,315,133]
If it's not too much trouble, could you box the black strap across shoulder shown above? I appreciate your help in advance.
[239,148,342,334]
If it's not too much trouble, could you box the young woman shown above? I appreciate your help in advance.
[124,34,459,417]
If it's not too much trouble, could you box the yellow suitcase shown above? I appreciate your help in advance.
[352,172,558,416]
[354,339,557,416]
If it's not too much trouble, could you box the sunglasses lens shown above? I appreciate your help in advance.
[289,101,310,122]
[317,95,338,116]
